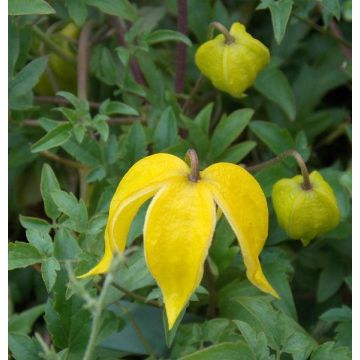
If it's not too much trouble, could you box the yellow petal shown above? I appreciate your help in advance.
[79,154,189,278]
[202,163,278,298]
[144,178,216,329]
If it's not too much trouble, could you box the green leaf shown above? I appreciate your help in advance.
[8,334,42,360]
[9,0,55,15]
[26,229,53,257]
[65,0,88,26]
[179,341,253,359]
[9,56,48,98]
[9,304,46,335]
[19,215,51,233]
[310,342,351,360]
[100,99,139,116]
[255,66,296,121]
[54,227,82,260]
[153,107,179,152]
[144,30,192,47]
[40,164,61,220]
[9,242,42,270]
[210,109,254,159]
[317,263,344,302]
[32,123,72,153]
[321,0,341,25]
[216,141,256,163]
[194,103,214,134]
[41,257,61,292]
[126,122,148,164]
[9,18,19,78]
[257,0,293,44]
[249,120,295,155]
[86,0,137,21]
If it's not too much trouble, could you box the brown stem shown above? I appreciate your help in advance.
[35,96,101,108]
[208,21,235,44]
[41,150,87,170]
[185,149,200,182]
[111,17,146,85]
[111,282,162,308]
[174,0,188,93]
[77,22,93,101]
[247,149,312,190]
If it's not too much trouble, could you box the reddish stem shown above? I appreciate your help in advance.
[174,0,188,93]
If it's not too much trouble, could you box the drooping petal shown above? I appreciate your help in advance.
[202,163,278,298]
[79,154,189,278]
[144,178,216,329]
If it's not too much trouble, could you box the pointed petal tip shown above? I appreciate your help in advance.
[77,253,112,279]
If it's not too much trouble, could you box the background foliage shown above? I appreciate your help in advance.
[8,0,351,359]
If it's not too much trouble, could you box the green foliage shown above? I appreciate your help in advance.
[8,0,351,359]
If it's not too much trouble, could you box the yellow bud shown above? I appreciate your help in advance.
[272,171,340,246]
[195,22,270,98]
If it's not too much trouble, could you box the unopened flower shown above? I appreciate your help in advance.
[272,171,340,246]
[195,22,270,98]
[80,151,278,329]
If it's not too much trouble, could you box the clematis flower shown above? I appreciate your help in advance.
[80,150,278,329]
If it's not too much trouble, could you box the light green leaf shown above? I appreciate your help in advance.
[100,99,139,116]
[194,103,214,134]
[9,56,48,98]
[210,109,254,159]
[257,0,293,44]
[9,242,42,270]
[310,342,351,360]
[41,257,61,292]
[32,123,72,153]
[19,215,51,233]
[26,229,53,257]
[40,164,61,219]
[255,66,296,121]
[145,30,192,47]
[8,334,42,360]
[9,0,55,15]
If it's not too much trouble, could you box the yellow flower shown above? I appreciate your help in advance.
[272,171,340,246]
[195,22,270,98]
[80,151,278,329]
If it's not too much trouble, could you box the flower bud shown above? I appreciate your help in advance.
[272,171,340,245]
[195,22,269,98]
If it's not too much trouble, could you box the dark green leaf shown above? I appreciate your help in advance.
[216,141,256,163]
[255,66,296,121]
[41,257,61,292]
[126,122,148,164]
[310,342,351,360]
[19,215,51,233]
[100,99,139,116]
[26,229,53,257]
[153,107,179,152]
[194,103,214,134]
[8,334,42,360]
[65,0,88,26]
[86,0,137,21]
[317,264,344,302]
[9,304,46,335]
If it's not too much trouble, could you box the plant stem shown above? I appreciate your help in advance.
[111,282,162,308]
[83,271,114,360]
[247,149,312,190]
[182,75,204,115]
[208,21,234,44]
[31,25,76,64]
[185,149,200,182]
[114,302,157,359]
[41,150,87,170]
[77,21,93,101]
[174,0,188,93]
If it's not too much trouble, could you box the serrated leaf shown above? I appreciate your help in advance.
[26,229,53,257]
[210,109,253,159]
[255,66,296,121]
[9,0,55,15]
[32,123,72,153]
[145,30,192,47]
[19,215,52,233]
[40,164,61,219]
[9,242,42,270]
[41,257,61,292]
